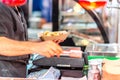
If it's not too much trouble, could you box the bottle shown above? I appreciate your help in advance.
[88,61,101,80]
[83,65,88,77]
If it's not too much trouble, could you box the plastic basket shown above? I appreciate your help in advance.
[85,43,120,60]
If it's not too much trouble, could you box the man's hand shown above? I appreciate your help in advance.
[32,40,63,58]
[0,37,63,57]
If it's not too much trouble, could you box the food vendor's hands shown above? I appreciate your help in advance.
[33,40,63,58]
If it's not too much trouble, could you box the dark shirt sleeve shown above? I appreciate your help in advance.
[0,3,14,38]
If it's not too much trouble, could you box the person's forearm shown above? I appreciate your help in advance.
[0,36,63,58]
[0,37,34,56]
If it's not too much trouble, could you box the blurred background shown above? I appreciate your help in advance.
[25,0,120,47]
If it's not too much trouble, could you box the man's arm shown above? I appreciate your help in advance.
[0,37,63,57]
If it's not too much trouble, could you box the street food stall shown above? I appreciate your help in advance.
[1,0,120,80]
[31,0,120,80]
[24,0,120,80]
[54,0,120,80]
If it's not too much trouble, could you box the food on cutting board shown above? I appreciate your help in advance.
[38,31,69,41]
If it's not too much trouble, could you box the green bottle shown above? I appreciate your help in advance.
[83,65,88,77]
